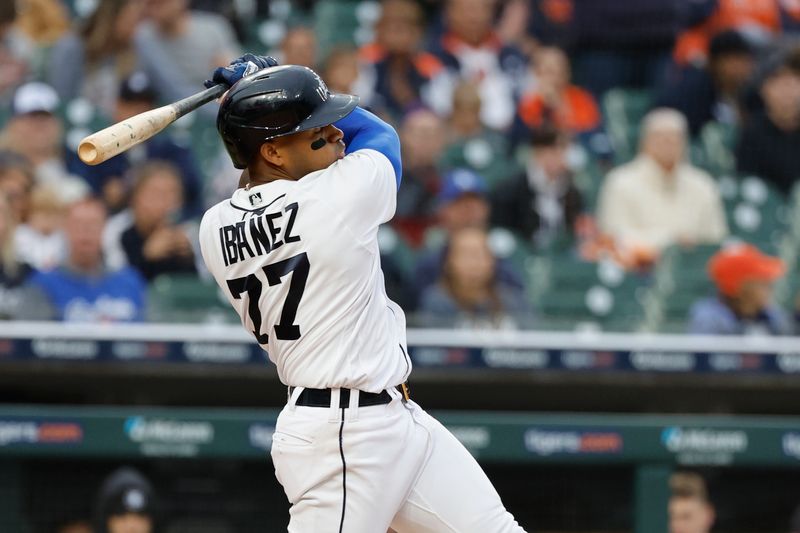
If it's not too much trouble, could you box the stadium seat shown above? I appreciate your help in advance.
[601,88,653,164]
[532,252,651,331]
[439,133,521,190]
[723,176,789,247]
[377,225,417,278]
[698,120,737,175]
[313,0,380,52]
[488,227,533,281]
[650,244,720,331]
[147,274,238,323]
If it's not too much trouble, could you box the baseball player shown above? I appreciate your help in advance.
[199,56,526,532]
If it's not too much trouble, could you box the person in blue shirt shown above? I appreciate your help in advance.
[411,169,525,309]
[28,197,146,322]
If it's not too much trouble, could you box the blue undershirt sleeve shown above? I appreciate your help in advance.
[334,107,402,188]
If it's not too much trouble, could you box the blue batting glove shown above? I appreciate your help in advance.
[204,54,279,88]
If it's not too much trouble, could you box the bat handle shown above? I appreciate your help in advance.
[173,83,228,119]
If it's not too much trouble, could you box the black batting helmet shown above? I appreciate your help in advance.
[217,65,359,169]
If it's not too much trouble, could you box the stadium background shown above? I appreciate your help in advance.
[1,0,800,531]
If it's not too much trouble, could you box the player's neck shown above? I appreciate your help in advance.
[247,162,298,186]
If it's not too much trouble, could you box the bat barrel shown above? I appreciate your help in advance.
[77,84,227,166]
[78,142,100,165]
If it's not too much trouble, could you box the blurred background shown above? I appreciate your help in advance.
[1,0,800,531]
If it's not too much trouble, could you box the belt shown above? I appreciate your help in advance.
[290,383,410,408]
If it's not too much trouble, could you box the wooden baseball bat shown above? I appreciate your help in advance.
[77,84,227,165]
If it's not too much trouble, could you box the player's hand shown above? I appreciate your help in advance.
[204,54,278,88]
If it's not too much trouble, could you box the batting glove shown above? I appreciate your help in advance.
[204,54,279,88]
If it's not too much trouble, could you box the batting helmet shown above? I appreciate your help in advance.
[217,65,359,169]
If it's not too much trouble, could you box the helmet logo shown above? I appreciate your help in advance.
[312,72,330,101]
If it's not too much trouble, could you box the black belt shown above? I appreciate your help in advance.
[290,383,410,408]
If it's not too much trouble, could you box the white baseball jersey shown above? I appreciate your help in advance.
[199,148,411,392]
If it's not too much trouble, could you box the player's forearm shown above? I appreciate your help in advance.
[335,107,402,188]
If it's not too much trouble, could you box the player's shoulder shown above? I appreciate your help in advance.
[199,198,227,232]
[322,148,394,180]
[199,196,243,241]
[345,148,392,167]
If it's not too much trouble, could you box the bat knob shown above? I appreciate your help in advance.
[78,141,99,165]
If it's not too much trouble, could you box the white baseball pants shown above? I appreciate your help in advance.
[271,387,526,532]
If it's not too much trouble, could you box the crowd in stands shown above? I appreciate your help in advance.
[1,0,800,335]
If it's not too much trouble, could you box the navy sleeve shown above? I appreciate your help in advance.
[335,107,402,188]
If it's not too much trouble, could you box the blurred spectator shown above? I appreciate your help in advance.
[0,82,89,202]
[93,467,156,533]
[28,198,146,322]
[134,0,240,106]
[657,29,756,136]
[10,0,70,79]
[118,161,197,281]
[412,168,525,306]
[68,71,204,217]
[517,46,602,136]
[673,0,782,67]
[566,0,681,96]
[688,243,791,335]
[431,0,527,130]
[13,184,65,271]
[597,108,728,264]
[393,108,447,247]
[280,26,317,68]
[668,472,715,533]
[0,150,34,223]
[321,47,360,95]
[48,0,144,116]
[358,0,454,120]
[0,2,27,101]
[491,128,583,249]
[418,227,532,328]
[440,81,516,189]
[736,47,800,195]
[0,190,50,320]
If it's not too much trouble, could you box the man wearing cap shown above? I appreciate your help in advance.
[411,168,525,308]
[688,243,791,335]
[93,466,156,533]
[0,81,89,203]
[68,71,203,217]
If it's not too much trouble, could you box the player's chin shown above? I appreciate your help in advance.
[333,145,345,162]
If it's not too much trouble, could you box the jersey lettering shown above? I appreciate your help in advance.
[219,203,303,265]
